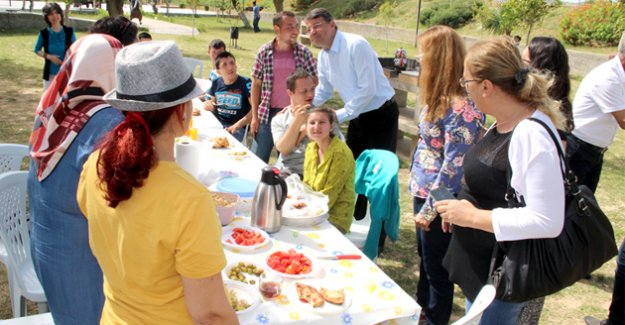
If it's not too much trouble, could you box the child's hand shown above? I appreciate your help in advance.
[225,125,239,134]
[204,101,216,111]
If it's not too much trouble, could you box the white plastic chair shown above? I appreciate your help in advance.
[0,143,30,315]
[182,57,205,78]
[346,204,371,250]
[451,285,496,325]
[0,171,48,318]
[0,143,29,174]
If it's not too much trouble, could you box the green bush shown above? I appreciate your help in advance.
[560,1,625,47]
[292,0,314,11]
[420,1,480,29]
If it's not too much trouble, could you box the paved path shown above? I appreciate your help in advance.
[140,17,199,36]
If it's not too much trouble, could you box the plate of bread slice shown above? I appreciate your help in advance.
[286,279,351,315]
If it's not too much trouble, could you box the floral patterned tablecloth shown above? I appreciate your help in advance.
[225,218,421,325]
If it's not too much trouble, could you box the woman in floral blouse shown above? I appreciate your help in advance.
[408,25,484,325]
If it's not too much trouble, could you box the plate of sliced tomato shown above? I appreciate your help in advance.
[266,248,317,279]
[222,226,270,252]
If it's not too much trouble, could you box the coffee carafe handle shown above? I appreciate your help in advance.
[274,176,288,210]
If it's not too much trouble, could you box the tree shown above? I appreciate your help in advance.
[273,0,283,12]
[379,0,397,55]
[107,0,124,17]
[187,0,200,37]
[477,0,520,36]
[508,0,553,44]
[477,0,557,41]
[62,0,73,23]
[230,0,250,28]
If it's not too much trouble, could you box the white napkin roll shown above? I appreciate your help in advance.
[175,140,200,177]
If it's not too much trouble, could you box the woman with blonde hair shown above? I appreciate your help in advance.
[408,25,484,325]
[436,38,566,324]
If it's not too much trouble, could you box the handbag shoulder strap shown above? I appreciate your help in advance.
[526,117,578,188]
[505,117,572,206]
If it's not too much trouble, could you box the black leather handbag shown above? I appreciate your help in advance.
[489,118,618,302]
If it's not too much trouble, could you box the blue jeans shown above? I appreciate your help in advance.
[466,298,527,325]
[252,108,279,163]
[253,16,261,32]
[28,108,122,325]
[414,197,453,325]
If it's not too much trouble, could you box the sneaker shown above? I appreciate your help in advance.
[584,316,608,325]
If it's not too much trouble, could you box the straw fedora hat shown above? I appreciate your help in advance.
[104,40,204,111]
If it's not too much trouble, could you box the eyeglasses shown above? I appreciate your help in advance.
[459,77,480,88]
[307,22,325,34]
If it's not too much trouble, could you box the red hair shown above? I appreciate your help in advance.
[96,105,181,207]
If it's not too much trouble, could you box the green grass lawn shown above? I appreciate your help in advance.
[0,14,623,323]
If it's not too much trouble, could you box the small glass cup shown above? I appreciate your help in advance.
[188,127,199,141]
[258,273,282,299]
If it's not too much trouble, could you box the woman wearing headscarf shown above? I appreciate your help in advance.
[34,2,76,90]
[28,33,124,324]
[77,41,238,324]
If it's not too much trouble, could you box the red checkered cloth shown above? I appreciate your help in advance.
[30,34,123,181]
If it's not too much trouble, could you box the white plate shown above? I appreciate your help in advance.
[265,249,319,280]
[285,279,351,315]
[224,280,261,315]
[221,226,270,252]
[223,260,267,285]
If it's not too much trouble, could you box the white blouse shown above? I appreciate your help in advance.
[491,110,566,241]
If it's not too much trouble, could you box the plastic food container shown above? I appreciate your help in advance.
[211,191,239,225]
[216,178,258,216]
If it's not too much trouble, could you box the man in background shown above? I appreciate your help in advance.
[567,31,625,193]
[252,1,262,33]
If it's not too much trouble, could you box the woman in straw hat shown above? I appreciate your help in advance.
[77,41,238,324]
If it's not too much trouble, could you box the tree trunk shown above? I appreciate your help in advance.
[238,11,250,28]
[107,0,124,17]
[525,23,533,47]
[273,0,283,12]
[230,0,251,28]
[64,2,71,22]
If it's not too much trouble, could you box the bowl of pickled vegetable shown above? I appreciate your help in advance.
[224,261,266,285]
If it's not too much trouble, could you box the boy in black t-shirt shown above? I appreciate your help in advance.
[204,51,252,142]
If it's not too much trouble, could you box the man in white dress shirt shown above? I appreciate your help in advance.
[304,8,398,251]
[304,8,398,161]
[567,31,625,193]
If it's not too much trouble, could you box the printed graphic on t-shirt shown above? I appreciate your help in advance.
[216,90,243,116]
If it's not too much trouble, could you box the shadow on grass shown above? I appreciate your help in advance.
[578,272,616,294]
